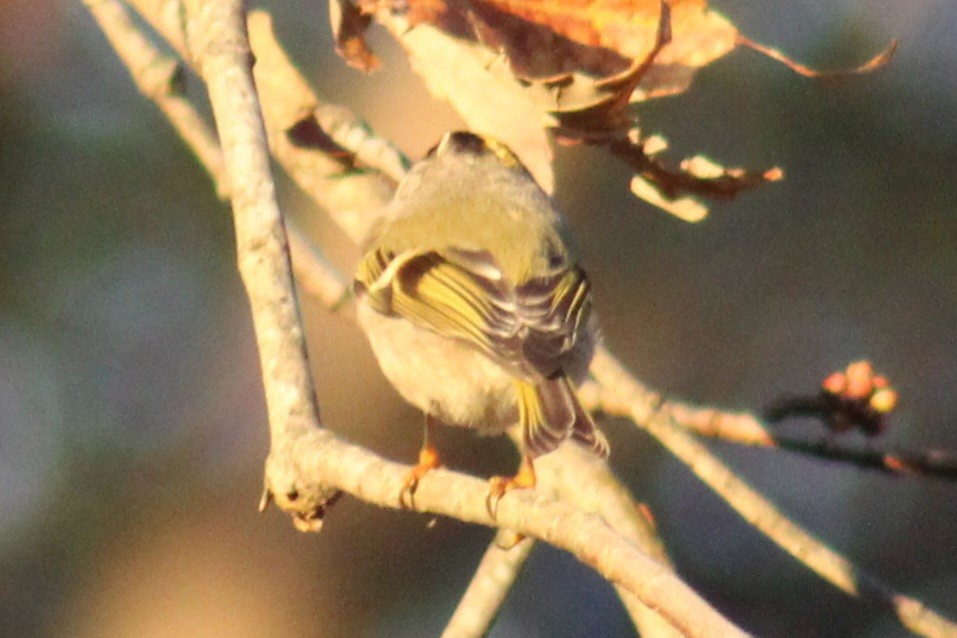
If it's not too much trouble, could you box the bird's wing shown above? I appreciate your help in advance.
[355,246,591,380]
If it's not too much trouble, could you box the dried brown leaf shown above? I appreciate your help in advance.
[630,176,708,222]
[613,131,784,222]
[363,0,736,137]
[364,5,776,217]
[331,0,380,72]
[354,1,891,219]
[631,1,736,101]
[478,0,669,58]
[481,0,738,98]
[737,35,898,79]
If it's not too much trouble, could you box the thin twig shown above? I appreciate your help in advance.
[286,225,352,311]
[84,0,228,197]
[590,349,957,638]
[246,10,396,245]
[769,436,957,478]
[311,101,411,184]
[663,399,957,480]
[443,436,682,638]
[442,531,535,638]
[86,0,344,301]
[536,442,682,638]
[608,135,783,202]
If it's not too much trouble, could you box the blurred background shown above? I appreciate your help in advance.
[2,0,956,636]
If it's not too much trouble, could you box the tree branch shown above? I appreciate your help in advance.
[180,0,341,517]
[536,442,682,638]
[442,531,535,638]
[246,10,397,245]
[590,349,957,638]
[670,395,957,480]
[274,428,749,638]
[443,437,682,638]
[84,0,228,197]
[88,0,352,338]
[766,435,957,479]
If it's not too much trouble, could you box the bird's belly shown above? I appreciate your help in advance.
[358,303,518,430]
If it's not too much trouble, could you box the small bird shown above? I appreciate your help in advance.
[354,131,608,513]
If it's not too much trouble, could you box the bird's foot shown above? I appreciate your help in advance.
[399,442,443,509]
[485,455,536,518]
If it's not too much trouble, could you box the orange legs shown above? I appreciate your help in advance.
[400,418,538,522]
[486,453,536,517]
[400,415,443,508]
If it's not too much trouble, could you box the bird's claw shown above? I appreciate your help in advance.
[485,463,536,518]
[399,443,443,509]
[485,477,509,518]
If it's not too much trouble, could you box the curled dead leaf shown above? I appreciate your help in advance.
[331,0,381,72]
[630,177,708,223]
[613,130,784,222]
[737,35,898,79]
[335,0,893,219]
[364,0,738,121]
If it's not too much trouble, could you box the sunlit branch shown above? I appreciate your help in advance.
[590,349,957,638]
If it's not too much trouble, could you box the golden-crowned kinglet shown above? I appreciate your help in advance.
[354,131,608,510]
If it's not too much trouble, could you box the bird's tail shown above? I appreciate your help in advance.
[516,377,610,459]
